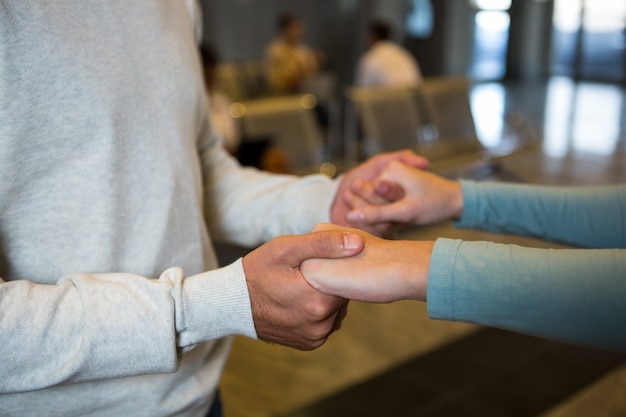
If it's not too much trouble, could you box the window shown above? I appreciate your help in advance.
[406,0,434,39]
[470,0,511,80]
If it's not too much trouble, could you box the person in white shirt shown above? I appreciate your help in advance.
[356,20,423,87]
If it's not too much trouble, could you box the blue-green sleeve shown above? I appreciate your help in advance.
[456,181,626,249]
[427,239,626,351]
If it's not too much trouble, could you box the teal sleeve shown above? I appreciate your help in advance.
[427,239,626,352]
[457,181,626,249]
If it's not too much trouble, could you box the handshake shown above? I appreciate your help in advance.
[242,151,464,351]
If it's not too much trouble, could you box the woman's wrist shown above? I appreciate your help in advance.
[404,240,435,302]
[448,180,464,220]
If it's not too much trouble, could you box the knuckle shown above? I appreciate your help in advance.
[305,299,332,321]
[308,322,333,342]
[270,236,291,258]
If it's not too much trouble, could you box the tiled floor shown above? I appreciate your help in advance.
[217,77,626,417]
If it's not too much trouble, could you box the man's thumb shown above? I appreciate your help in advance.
[289,230,364,266]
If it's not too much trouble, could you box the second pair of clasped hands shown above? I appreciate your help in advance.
[303,157,457,304]
[242,150,454,351]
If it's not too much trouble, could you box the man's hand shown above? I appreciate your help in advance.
[346,161,464,227]
[301,224,434,303]
[330,150,429,236]
[242,230,363,350]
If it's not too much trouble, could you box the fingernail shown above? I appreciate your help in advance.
[342,233,361,250]
[347,211,365,223]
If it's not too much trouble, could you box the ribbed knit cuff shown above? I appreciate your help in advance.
[180,259,257,348]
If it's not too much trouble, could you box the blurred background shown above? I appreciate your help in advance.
[198,0,626,173]
[200,0,626,84]
[198,1,626,417]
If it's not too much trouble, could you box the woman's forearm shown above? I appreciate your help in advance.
[428,238,626,352]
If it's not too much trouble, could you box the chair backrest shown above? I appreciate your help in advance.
[347,85,425,157]
[239,61,268,99]
[419,76,485,159]
[302,72,338,104]
[215,61,268,101]
[232,94,325,174]
[215,63,246,101]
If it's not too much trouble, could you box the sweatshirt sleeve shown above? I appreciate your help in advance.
[197,123,338,247]
[0,259,255,394]
[457,181,626,249]
[427,239,626,352]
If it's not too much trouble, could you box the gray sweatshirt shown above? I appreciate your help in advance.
[0,1,335,416]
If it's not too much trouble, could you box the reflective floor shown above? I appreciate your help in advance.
[472,76,626,159]
[218,77,626,417]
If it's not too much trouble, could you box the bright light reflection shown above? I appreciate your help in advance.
[543,77,575,157]
[470,83,506,147]
[553,0,582,32]
[543,77,622,157]
[584,0,626,32]
[571,84,621,155]
[554,0,626,32]
[473,0,511,11]
[475,11,511,32]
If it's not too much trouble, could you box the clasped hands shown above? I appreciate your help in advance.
[242,151,463,350]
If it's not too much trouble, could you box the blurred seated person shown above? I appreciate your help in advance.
[265,13,322,95]
[356,20,423,87]
[236,138,291,174]
[200,44,291,174]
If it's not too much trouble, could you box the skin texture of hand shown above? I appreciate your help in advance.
[345,161,464,227]
[301,224,435,303]
[242,230,364,350]
[330,150,430,236]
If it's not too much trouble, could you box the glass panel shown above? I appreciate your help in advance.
[551,0,582,76]
[580,0,626,81]
[552,0,626,82]
[471,11,510,80]
[472,0,512,11]
[406,0,434,39]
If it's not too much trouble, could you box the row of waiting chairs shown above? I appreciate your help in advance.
[214,61,339,103]
[227,76,531,177]
[346,77,497,176]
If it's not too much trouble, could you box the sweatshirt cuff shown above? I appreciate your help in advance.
[298,174,341,226]
[180,259,257,347]
[427,238,463,321]
[324,177,342,223]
